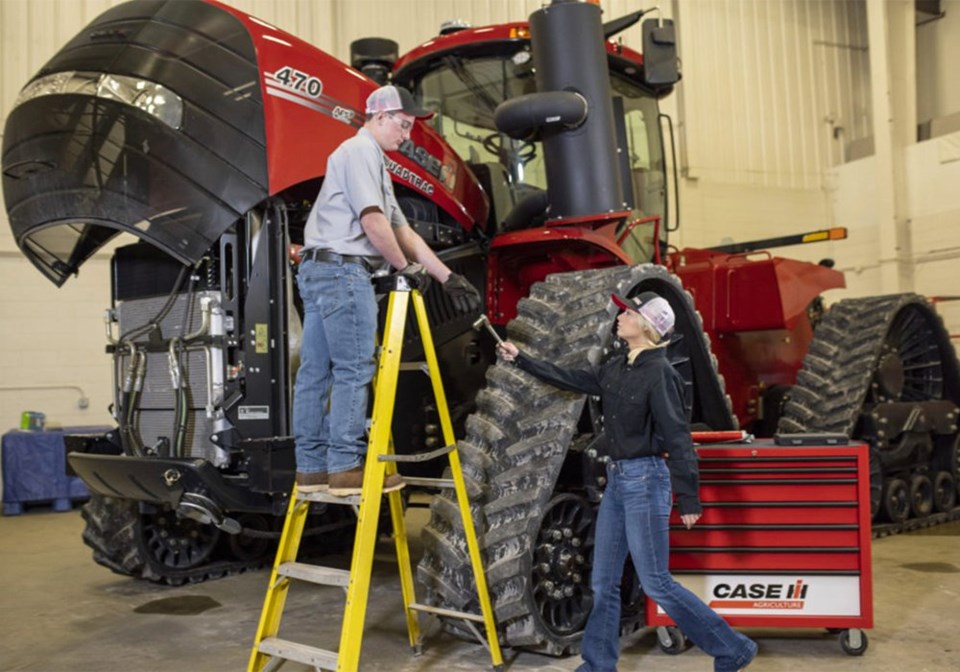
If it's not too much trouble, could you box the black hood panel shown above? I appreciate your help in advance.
[2,0,267,285]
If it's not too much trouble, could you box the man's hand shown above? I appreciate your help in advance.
[442,273,481,313]
[680,512,701,529]
[399,262,431,292]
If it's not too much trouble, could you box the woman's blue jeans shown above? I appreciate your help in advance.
[292,259,377,475]
[576,457,757,672]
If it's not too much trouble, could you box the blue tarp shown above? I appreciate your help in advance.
[1,426,110,514]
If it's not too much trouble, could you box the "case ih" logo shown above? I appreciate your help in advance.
[709,579,809,610]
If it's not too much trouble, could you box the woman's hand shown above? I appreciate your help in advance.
[497,341,519,362]
[680,512,701,529]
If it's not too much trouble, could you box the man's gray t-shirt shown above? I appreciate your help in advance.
[303,126,408,263]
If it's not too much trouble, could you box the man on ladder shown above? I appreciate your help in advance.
[250,279,503,672]
[293,83,481,496]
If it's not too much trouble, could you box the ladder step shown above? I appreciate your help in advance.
[258,636,338,670]
[297,491,361,506]
[380,444,455,463]
[409,602,486,623]
[398,361,429,372]
[277,561,350,587]
[401,476,455,489]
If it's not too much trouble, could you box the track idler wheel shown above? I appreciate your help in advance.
[932,471,957,513]
[882,478,910,523]
[908,474,934,518]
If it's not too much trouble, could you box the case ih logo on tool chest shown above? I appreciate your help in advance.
[662,574,863,617]
[711,579,809,610]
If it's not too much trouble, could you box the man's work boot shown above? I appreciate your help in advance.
[328,467,405,496]
[296,471,329,493]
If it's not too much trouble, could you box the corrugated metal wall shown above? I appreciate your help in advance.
[677,0,871,190]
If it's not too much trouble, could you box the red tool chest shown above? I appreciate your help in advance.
[645,440,873,656]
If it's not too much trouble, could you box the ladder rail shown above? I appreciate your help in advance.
[336,290,419,671]
[248,494,310,672]
[411,292,504,667]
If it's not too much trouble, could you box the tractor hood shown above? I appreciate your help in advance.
[1,0,267,286]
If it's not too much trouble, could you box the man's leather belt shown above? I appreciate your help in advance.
[301,248,373,272]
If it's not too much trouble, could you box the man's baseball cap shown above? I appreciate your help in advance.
[611,291,676,337]
[365,85,433,118]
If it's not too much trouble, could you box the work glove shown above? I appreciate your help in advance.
[398,262,431,293]
[443,273,482,313]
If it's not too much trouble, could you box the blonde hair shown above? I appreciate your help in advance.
[638,314,669,349]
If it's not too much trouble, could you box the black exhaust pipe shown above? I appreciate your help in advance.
[529,0,625,220]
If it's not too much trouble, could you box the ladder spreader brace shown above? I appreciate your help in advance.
[248,284,504,672]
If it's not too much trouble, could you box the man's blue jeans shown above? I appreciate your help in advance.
[292,259,377,475]
[576,457,757,672]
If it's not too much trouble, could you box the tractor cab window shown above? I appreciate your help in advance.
[416,52,666,255]
[418,53,546,229]
[613,75,667,263]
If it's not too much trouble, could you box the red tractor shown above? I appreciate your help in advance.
[3,0,958,656]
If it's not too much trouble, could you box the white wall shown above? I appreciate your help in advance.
[676,0,871,190]
[0,253,114,430]
[904,130,960,331]
[916,0,960,124]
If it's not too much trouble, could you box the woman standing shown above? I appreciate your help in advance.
[497,291,757,672]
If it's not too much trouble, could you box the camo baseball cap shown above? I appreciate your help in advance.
[365,85,433,118]
[611,291,676,337]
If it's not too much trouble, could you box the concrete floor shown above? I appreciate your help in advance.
[1,504,958,672]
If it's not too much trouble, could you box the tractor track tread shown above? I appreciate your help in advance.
[778,293,960,534]
[81,495,266,585]
[80,494,353,585]
[417,264,733,656]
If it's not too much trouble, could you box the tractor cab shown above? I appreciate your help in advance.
[392,20,671,263]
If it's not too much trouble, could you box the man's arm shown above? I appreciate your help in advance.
[359,214,453,281]
[394,224,452,282]
[360,211,408,270]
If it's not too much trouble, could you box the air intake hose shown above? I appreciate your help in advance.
[494,91,587,140]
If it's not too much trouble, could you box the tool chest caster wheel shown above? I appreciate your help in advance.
[656,625,688,655]
[839,628,868,655]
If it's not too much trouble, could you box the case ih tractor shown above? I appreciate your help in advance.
[4,0,959,656]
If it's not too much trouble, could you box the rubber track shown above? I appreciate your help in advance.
[81,495,269,585]
[778,293,960,537]
[417,264,734,655]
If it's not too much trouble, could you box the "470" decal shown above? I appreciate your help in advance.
[269,66,323,98]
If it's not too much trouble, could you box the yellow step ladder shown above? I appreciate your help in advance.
[248,282,503,672]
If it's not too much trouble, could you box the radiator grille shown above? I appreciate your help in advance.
[116,291,223,461]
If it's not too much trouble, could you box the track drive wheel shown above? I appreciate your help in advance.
[531,494,595,638]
